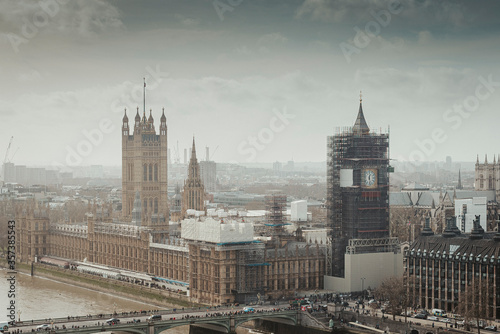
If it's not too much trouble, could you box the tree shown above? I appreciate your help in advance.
[374,276,407,321]
[457,278,492,334]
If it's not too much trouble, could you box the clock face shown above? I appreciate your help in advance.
[364,170,376,187]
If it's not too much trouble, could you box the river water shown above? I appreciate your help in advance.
[0,268,254,334]
[0,268,192,333]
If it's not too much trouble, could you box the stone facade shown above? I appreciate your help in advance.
[475,154,500,200]
[121,108,169,225]
[16,203,326,305]
[406,226,500,319]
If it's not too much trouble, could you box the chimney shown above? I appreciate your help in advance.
[442,216,455,238]
[469,215,484,240]
[421,217,434,237]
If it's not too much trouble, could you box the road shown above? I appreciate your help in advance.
[342,300,498,333]
[8,304,292,333]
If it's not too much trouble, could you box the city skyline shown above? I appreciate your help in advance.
[1,0,500,168]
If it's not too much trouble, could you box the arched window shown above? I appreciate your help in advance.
[154,164,158,181]
[149,164,153,181]
[154,198,158,214]
[143,164,147,181]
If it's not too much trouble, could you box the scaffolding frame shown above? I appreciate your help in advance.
[326,127,390,277]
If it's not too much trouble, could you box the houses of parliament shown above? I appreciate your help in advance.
[14,103,326,305]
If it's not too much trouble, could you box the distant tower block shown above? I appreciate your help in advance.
[121,87,169,226]
[291,200,307,222]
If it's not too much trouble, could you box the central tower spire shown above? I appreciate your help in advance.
[353,91,370,135]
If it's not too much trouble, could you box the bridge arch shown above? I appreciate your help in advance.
[233,312,297,330]
[154,319,230,334]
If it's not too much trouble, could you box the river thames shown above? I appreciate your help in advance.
[0,268,257,334]
[0,268,166,320]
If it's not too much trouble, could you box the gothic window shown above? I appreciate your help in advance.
[143,164,147,181]
[154,198,158,214]
[144,199,148,214]
[154,164,158,181]
[149,198,153,214]
[149,164,153,181]
[489,175,493,189]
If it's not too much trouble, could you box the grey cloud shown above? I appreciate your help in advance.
[295,0,469,28]
[0,0,124,38]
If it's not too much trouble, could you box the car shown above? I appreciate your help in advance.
[457,320,465,326]
[147,315,162,321]
[106,318,120,325]
[427,316,439,321]
[413,313,427,319]
[440,318,451,323]
[243,307,255,313]
[485,326,497,331]
[36,324,51,331]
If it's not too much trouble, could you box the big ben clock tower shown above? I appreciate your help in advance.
[326,93,391,277]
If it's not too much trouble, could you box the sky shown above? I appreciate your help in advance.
[1,0,500,170]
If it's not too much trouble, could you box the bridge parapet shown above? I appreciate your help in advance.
[48,310,299,334]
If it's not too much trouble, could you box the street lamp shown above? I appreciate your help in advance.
[361,278,366,298]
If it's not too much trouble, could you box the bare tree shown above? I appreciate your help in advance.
[374,276,407,321]
[457,278,492,334]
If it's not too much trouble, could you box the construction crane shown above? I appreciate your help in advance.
[209,145,219,161]
[1,136,13,186]
[3,136,13,164]
[9,147,19,162]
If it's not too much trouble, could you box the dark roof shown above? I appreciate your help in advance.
[389,192,413,206]
[409,234,500,260]
[446,190,496,202]
[353,103,370,135]
[415,192,439,207]
[402,182,429,190]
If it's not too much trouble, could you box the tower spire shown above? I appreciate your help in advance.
[353,92,369,135]
[143,77,146,115]
[191,136,197,160]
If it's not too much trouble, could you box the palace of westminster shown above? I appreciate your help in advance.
[15,105,327,305]
[13,96,500,316]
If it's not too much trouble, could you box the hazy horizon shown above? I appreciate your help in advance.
[2,0,499,169]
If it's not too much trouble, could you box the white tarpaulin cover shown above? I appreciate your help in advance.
[181,218,254,243]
